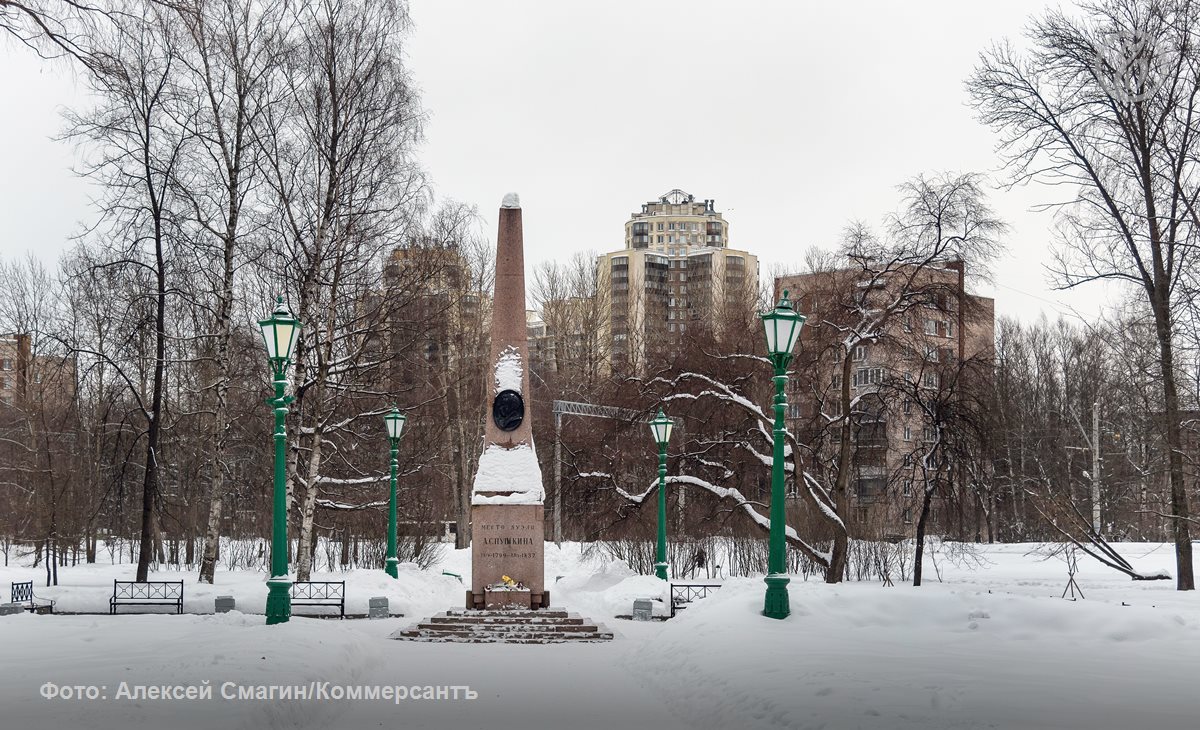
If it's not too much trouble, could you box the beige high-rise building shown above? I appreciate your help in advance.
[598,190,759,371]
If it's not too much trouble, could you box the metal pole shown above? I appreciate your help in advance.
[554,411,562,547]
[655,442,669,580]
[265,371,292,625]
[1092,400,1101,536]
[763,367,790,619]
[386,438,399,578]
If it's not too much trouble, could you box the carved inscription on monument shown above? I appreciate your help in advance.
[476,522,539,561]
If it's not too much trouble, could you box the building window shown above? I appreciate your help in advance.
[903,508,913,524]
[925,346,939,362]
[833,348,842,363]
[853,367,882,387]
[923,372,939,388]
[903,425,912,441]
[903,317,912,333]
[903,453,912,466]
[903,399,912,414]
[0,359,10,371]
[857,506,869,523]
[853,345,866,361]
[856,477,885,500]
[902,480,913,497]
[945,320,954,338]
[657,222,664,231]
[33,373,42,385]
[925,319,938,335]
[831,374,842,388]
[923,426,937,442]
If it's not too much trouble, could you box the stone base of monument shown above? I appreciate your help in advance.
[469,504,547,609]
[465,589,552,610]
[390,608,614,644]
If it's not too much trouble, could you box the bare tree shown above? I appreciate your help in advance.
[63,0,190,580]
[789,172,1004,581]
[969,0,1200,589]
[164,0,286,584]
[257,0,426,581]
[1,0,106,66]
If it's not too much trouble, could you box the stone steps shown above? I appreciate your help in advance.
[428,613,583,626]
[392,608,613,644]
[416,622,601,633]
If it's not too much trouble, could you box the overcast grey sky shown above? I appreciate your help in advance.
[0,0,1117,322]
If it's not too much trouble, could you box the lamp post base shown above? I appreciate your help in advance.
[266,578,292,625]
[654,562,669,581]
[762,574,790,620]
[385,557,399,579]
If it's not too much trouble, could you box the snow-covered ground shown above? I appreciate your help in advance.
[2,542,1198,729]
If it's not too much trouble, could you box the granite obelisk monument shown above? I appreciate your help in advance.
[468,193,548,610]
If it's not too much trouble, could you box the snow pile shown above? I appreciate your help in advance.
[494,345,523,393]
[501,192,520,208]
[554,559,671,618]
[471,443,545,504]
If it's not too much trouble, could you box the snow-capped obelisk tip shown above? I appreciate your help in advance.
[467,193,547,611]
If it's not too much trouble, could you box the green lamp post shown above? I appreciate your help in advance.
[760,290,805,620]
[258,296,300,626]
[383,406,407,579]
[649,408,674,581]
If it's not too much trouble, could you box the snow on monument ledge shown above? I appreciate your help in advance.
[471,443,545,505]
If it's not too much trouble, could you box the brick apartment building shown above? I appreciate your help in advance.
[775,259,995,539]
[0,333,77,408]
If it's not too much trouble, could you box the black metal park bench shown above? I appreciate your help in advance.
[109,580,184,614]
[10,581,55,613]
[670,582,721,616]
[291,581,345,619]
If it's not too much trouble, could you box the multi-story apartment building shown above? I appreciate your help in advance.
[0,334,76,407]
[383,237,484,372]
[598,190,759,371]
[775,259,995,539]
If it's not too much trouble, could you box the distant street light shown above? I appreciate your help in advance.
[760,290,805,620]
[258,296,301,626]
[650,408,674,581]
[383,406,407,579]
